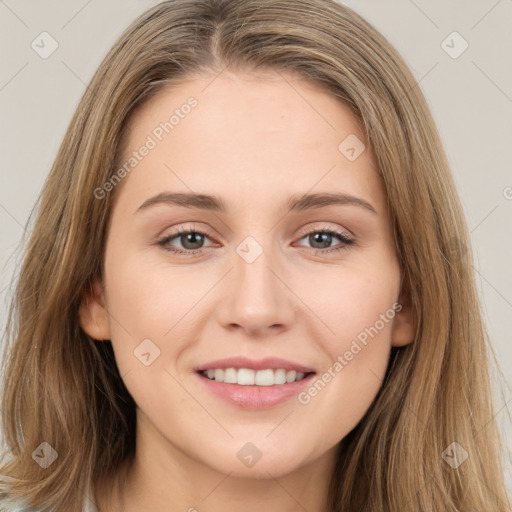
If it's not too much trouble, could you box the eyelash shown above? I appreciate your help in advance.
[156,224,355,256]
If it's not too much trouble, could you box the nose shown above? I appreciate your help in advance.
[215,242,296,337]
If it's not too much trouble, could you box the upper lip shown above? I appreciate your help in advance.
[195,356,316,373]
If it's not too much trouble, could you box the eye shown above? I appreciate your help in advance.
[157,224,216,255]
[156,224,355,257]
[295,227,355,254]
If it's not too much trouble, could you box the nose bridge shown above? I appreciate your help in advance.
[217,232,295,333]
[234,234,281,306]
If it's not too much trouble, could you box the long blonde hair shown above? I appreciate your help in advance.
[1,0,509,510]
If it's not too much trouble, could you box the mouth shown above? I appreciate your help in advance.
[195,367,317,409]
[198,368,315,386]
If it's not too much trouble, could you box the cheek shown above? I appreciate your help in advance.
[323,273,399,357]
[102,250,210,418]
[301,258,400,412]
[101,245,195,359]
[304,253,400,351]
[296,262,400,433]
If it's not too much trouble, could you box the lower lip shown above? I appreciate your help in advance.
[196,371,316,409]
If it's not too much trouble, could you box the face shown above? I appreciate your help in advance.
[80,69,414,481]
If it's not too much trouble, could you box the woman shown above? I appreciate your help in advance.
[1,0,509,510]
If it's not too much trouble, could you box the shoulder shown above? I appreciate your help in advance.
[0,488,39,512]
[0,498,41,511]
[0,499,35,511]
[0,494,30,511]
[0,479,98,512]
[0,494,97,512]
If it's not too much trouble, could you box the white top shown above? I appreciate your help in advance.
[0,482,98,511]
[83,486,99,512]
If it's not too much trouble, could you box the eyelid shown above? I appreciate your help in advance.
[296,224,353,240]
[156,221,211,237]
[156,223,218,246]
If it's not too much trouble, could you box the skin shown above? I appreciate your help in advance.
[79,69,415,512]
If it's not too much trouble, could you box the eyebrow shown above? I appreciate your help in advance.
[135,191,378,215]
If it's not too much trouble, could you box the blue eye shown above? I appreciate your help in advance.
[157,225,355,256]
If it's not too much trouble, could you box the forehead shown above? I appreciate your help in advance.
[113,70,386,217]
[127,69,366,148]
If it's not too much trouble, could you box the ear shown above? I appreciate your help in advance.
[391,277,415,347]
[78,276,111,341]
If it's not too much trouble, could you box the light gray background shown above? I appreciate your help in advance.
[0,0,511,500]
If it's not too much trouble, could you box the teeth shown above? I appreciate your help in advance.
[202,368,309,385]
[238,368,255,385]
[224,368,237,384]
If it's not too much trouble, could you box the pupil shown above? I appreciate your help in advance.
[311,232,331,249]
[183,233,203,250]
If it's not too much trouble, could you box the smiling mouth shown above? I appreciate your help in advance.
[198,368,315,386]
